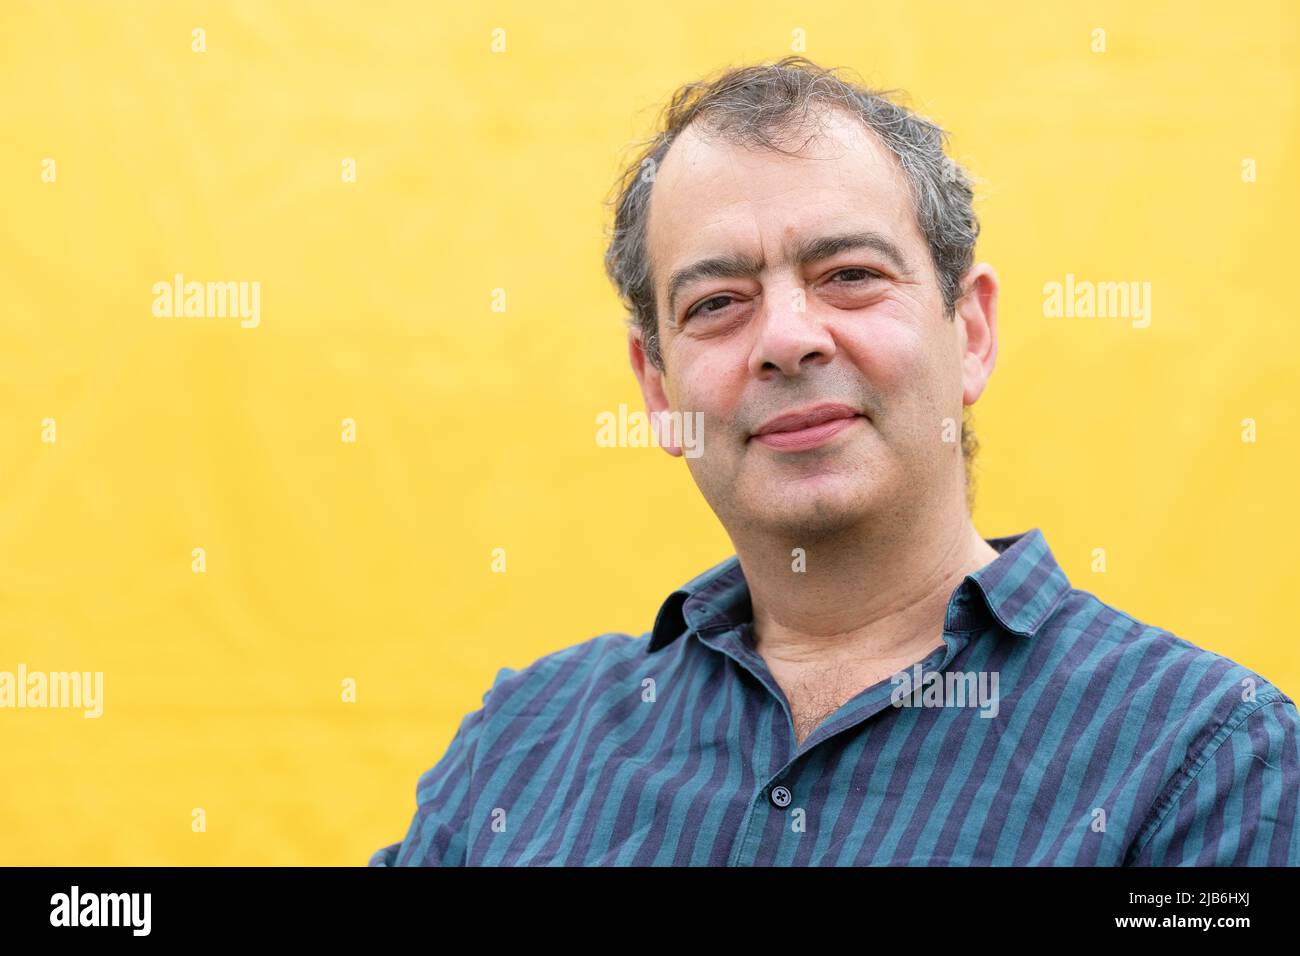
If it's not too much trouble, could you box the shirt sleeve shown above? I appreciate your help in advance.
[1128,696,1300,866]
[369,669,516,867]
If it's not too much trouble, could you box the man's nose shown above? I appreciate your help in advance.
[748,283,837,378]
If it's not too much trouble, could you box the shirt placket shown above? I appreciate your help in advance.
[696,621,976,866]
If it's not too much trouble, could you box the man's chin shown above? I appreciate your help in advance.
[738,491,873,539]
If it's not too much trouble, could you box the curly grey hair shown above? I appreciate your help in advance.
[603,56,984,509]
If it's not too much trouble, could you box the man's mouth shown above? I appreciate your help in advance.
[750,403,864,452]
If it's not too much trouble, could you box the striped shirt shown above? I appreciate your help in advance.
[370,527,1300,866]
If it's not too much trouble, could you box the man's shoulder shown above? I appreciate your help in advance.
[1039,584,1295,719]
[480,631,651,707]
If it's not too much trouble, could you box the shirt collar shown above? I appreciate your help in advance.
[647,527,1073,653]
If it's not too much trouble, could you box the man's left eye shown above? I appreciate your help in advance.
[830,268,879,283]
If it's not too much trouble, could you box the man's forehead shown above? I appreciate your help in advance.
[659,107,892,175]
[646,112,915,287]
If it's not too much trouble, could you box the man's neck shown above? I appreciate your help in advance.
[736,511,1000,673]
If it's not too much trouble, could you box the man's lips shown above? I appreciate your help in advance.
[749,403,865,452]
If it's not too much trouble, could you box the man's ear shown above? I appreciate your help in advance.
[628,326,682,458]
[956,264,999,407]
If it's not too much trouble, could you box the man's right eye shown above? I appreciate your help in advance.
[686,295,735,320]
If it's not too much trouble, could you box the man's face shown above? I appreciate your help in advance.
[631,108,993,539]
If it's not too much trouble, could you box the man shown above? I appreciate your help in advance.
[372,57,1299,866]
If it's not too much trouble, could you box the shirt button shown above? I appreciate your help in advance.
[770,785,792,808]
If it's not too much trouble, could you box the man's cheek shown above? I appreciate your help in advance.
[863,331,931,397]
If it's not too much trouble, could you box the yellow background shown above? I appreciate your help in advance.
[1,0,1296,865]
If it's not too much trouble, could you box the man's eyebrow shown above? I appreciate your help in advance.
[664,231,914,318]
[791,231,914,276]
[666,251,764,320]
